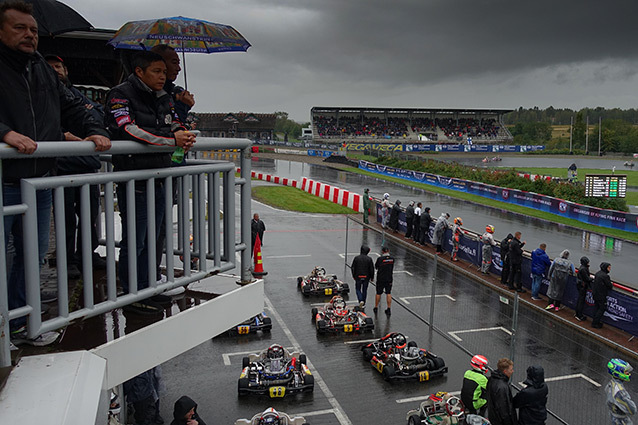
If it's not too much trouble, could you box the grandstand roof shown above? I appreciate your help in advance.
[195,113,277,130]
[311,107,513,115]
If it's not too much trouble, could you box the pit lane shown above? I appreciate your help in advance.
[158,207,635,425]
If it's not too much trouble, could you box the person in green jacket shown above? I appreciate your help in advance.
[461,355,489,416]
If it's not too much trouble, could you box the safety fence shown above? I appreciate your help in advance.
[0,138,254,367]
[362,159,638,233]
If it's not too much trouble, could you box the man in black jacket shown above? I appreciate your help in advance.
[508,232,526,292]
[404,201,414,238]
[419,207,432,245]
[574,256,593,321]
[500,233,513,287]
[374,246,395,316]
[487,358,517,425]
[105,51,195,307]
[351,245,374,308]
[513,365,548,425]
[0,1,110,342]
[592,262,612,329]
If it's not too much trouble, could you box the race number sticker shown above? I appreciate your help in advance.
[238,326,250,334]
[324,288,333,295]
[269,386,286,398]
[343,324,353,332]
[418,371,430,382]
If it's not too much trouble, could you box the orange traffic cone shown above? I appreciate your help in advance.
[251,234,268,278]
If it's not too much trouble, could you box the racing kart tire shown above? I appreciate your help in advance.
[304,374,314,391]
[262,317,272,332]
[302,285,311,296]
[299,354,308,365]
[316,319,327,333]
[364,317,374,328]
[431,356,446,370]
[242,357,250,369]
[238,377,249,396]
[297,276,303,288]
[311,308,318,321]
[382,364,396,380]
[407,341,417,348]
[362,347,374,361]
[408,414,421,425]
[341,283,350,294]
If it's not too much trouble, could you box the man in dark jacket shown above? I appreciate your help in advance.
[487,358,517,425]
[171,395,207,425]
[251,213,266,253]
[592,262,613,329]
[405,201,414,238]
[105,51,195,306]
[500,233,513,287]
[374,246,395,316]
[508,232,526,292]
[419,207,432,245]
[461,354,489,416]
[0,2,110,341]
[575,256,593,321]
[389,199,401,232]
[530,243,551,300]
[351,245,375,308]
[513,365,548,425]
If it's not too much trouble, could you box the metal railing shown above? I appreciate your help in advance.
[0,137,253,367]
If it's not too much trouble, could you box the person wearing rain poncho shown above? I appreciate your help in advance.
[381,193,391,229]
[432,212,450,253]
[545,250,574,312]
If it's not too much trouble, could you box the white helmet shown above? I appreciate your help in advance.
[383,193,390,199]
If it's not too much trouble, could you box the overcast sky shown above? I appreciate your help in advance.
[63,0,638,122]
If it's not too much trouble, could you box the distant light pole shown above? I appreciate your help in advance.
[569,116,573,154]
[598,116,602,156]
[585,116,589,154]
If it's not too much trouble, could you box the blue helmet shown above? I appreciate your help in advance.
[608,358,633,381]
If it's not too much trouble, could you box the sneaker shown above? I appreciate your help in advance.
[385,308,391,316]
[41,290,58,303]
[11,330,60,347]
[359,301,365,308]
[67,264,81,280]
[556,305,564,311]
[545,304,555,310]
[373,307,378,314]
[531,296,542,301]
[163,286,186,296]
[123,300,164,315]
[574,315,583,322]
[156,274,168,285]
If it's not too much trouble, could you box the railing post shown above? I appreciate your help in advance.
[21,181,42,338]
[0,160,10,367]
[239,146,252,283]
[429,253,437,328]
[510,293,519,363]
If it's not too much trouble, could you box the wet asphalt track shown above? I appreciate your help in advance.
[249,157,637,287]
[157,205,637,425]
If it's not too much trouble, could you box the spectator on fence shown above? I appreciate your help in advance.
[381,193,391,229]
[480,225,496,274]
[508,232,526,293]
[606,358,636,425]
[592,262,613,329]
[363,188,371,224]
[405,201,415,238]
[487,358,517,425]
[575,256,593,322]
[530,243,551,301]
[513,365,548,425]
[389,199,401,232]
[451,217,468,262]
[413,202,422,243]
[500,233,514,287]
[432,212,451,253]
[461,354,489,416]
[419,207,432,245]
[351,245,375,309]
[545,250,574,312]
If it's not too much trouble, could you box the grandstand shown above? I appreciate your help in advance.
[311,107,513,143]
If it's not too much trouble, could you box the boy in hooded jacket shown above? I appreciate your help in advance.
[513,365,548,425]
[171,396,207,425]
[592,262,613,329]
[574,257,593,321]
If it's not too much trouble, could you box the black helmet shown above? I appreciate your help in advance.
[580,256,590,266]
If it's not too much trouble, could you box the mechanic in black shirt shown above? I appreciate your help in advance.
[374,246,395,316]
[351,245,375,309]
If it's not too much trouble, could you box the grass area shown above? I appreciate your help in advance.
[345,166,638,243]
[252,186,356,214]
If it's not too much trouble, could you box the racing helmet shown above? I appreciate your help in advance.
[485,225,495,234]
[383,193,390,199]
[454,217,463,225]
[608,358,633,381]
[266,344,285,360]
[471,354,489,374]
[392,333,407,348]
[258,408,281,425]
[332,297,347,315]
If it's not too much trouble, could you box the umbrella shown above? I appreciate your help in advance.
[0,0,94,36]
[108,16,251,89]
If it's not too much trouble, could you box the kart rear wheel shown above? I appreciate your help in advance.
[262,317,272,332]
[341,283,350,294]
[238,378,249,396]
[431,356,446,370]
[304,374,314,390]
[299,354,307,365]
[382,364,396,380]
[316,319,327,333]
[302,285,311,297]
[364,317,374,328]
[408,414,421,425]
[242,357,250,369]
[311,308,318,321]
[362,347,374,361]
[297,276,303,288]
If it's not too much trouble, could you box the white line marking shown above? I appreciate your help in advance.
[344,338,379,345]
[267,254,312,259]
[448,326,512,342]
[519,373,600,388]
[339,252,380,258]
[295,409,336,417]
[400,295,456,304]
[222,347,295,366]
[396,390,461,404]
[396,270,413,276]
[265,296,352,425]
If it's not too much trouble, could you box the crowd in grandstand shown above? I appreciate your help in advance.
[315,115,409,138]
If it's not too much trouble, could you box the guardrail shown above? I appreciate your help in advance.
[0,138,253,367]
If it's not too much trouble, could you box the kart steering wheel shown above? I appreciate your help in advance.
[445,396,465,417]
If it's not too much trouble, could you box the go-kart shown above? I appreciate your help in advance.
[235,407,308,425]
[228,312,272,336]
[297,266,349,297]
[238,344,314,398]
[362,332,447,381]
[405,392,466,425]
[311,296,373,334]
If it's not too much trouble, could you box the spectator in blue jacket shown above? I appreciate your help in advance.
[530,243,551,301]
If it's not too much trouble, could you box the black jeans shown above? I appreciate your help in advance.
[508,263,522,289]
[592,299,607,326]
[575,285,587,318]
[63,184,100,265]
[501,256,511,285]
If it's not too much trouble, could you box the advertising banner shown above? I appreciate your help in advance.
[307,149,334,157]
